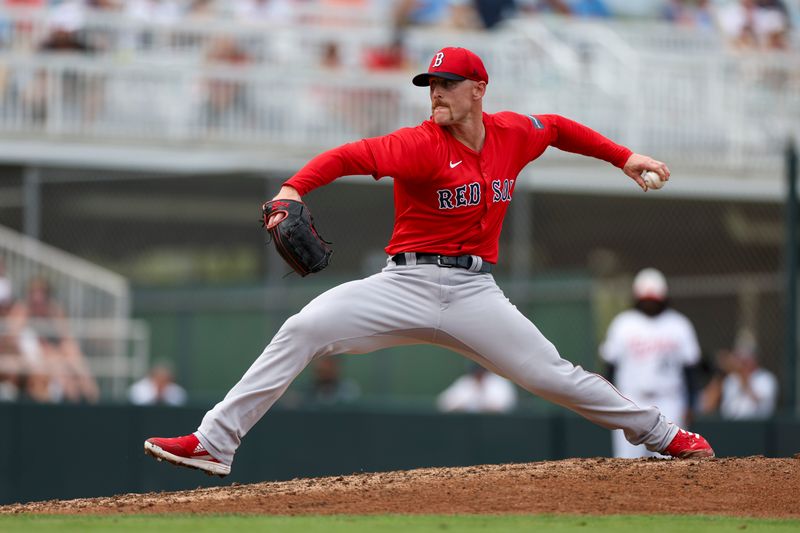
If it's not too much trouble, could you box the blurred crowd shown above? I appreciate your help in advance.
[0,0,791,151]
[0,1,795,52]
[0,257,189,406]
[0,0,792,132]
[0,260,99,403]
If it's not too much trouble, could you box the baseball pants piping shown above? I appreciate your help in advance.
[197,260,678,465]
[612,395,687,458]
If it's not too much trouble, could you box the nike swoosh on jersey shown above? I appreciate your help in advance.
[449,160,463,168]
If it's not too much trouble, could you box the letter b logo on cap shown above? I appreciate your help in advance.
[433,52,444,68]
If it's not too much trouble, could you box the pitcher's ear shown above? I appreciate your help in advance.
[473,80,487,99]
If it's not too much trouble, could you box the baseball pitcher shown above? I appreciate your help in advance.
[144,47,714,477]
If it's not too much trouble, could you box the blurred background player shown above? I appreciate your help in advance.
[306,356,361,406]
[701,329,778,420]
[129,361,187,406]
[600,268,701,458]
[437,362,517,413]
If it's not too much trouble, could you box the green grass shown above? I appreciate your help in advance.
[1,515,799,533]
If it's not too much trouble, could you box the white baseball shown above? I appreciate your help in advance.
[642,171,664,190]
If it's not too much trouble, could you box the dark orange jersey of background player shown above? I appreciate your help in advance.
[285,112,631,263]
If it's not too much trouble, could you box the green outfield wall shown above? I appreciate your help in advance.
[0,403,798,505]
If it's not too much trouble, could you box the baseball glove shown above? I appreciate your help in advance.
[261,199,333,276]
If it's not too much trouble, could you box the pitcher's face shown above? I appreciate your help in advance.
[429,78,483,126]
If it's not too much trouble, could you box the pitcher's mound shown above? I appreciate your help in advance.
[2,456,798,517]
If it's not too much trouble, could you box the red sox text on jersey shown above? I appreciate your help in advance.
[285,112,631,264]
[436,178,514,209]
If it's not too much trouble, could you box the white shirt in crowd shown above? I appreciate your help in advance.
[231,0,295,24]
[129,376,187,406]
[720,368,778,420]
[716,2,789,46]
[437,370,517,413]
[125,0,183,26]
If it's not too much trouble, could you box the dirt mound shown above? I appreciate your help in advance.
[2,456,798,517]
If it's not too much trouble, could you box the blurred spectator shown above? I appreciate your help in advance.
[24,14,99,124]
[311,38,402,137]
[662,0,714,29]
[205,35,251,66]
[202,36,252,128]
[125,0,183,26]
[520,0,588,16]
[394,0,456,28]
[82,0,123,52]
[451,1,485,29]
[232,0,295,24]
[8,277,99,403]
[4,0,46,6]
[321,40,343,70]
[186,0,219,21]
[520,0,572,15]
[519,0,611,17]
[363,38,409,71]
[437,363,517,413]
[600,268,701,458]
[88,0,123,10]
[129,362,187,406]
[470,0,517,28]
[0,268,55,403]
[701,330,778,420]
[0,262,22,401]
[567,0,611,17]
[307,356,360,405]
[39,27,90,53]
[717,0,791,50]
[46,0,87,34]
[298,0,371,26]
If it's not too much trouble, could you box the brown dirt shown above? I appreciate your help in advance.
[2,456,798,517]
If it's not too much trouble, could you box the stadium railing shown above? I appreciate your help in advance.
[0,8,797,171]
[0,50,796,170]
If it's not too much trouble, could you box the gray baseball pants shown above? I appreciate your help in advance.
[197,256,678,465]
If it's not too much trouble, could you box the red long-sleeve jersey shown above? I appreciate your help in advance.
[284,112,632,264]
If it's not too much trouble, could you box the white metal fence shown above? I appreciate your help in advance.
[0,50,797,169]
[0,9,797,170]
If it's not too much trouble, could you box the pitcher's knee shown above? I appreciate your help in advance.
[516,352,579,397]
[273,310,339,360]
[279,312,320,342]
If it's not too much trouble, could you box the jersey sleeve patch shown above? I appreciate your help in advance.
[528,115,544,130]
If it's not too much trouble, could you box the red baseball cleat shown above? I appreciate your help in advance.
[144,433,231,477]
[663,428,715,459]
